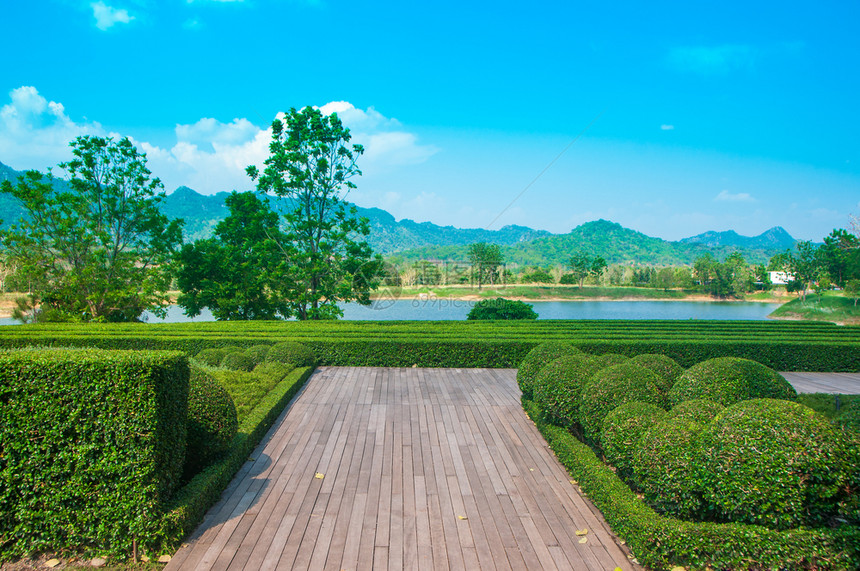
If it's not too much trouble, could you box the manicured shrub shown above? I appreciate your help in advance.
[601,402,667,480]
[667,399,724,424]
[834,400,860,433]
[195,347,227,367]
[221,351,255,372]
[265,341,316,367]
[184,366,238,479]
[532,354,600,428]
[589,353,629,370]
[579,362,666,443]
[629,353,683,394]
[516,341,582,399]
[669,357,796,407]
[245,344,271,364]
[466,297,538,320]
[695,398,854,530]
[633,419,704,518]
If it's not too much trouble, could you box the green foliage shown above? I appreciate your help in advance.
[0,136,182,322]
[194,347,228,367]
[523,398,860,569]
[693,251,755,298]
[632,419,704,518]
[628,353,683,393]
[210,362,296,421]
[176,192,289,320]
[516,341,582,398]
[834,400,860,433]
[184,366,238,478]
[579,362,667,443]
[667,398,724,424]
[520,268,554,284]
[245,344,272,363]
[247,106,382,320]
[466,297,537,320]
[695,399,855,530]
[266,341,316,367]
[0,349,189,559]
[770,292,860,323]
[532,354,600,428]
[467,242,504,288]
[220,350,255,372]
[588,352,629,370]
[600,402,667,481]
[669,356,797,407]
[567,251,607,287]
[796,392,860,419]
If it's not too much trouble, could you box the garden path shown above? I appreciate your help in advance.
[165,367,639,570]
[781,371,860,394]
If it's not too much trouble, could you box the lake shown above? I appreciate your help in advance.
[0,299,782,325]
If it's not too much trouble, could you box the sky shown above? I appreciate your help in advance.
[1,1,858,242]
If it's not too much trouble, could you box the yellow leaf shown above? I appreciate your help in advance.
[671,567,686,571]
[457,515,468,520]
[614,568,623,571]
[578,537,587,544]
[570,479,578,485]
[45,560,60,569]
[575,529,588,536]
[315,472,325,479]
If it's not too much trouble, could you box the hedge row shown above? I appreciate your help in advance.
[155,366,314,554]
[0,332,856,371]
[522,399,860,570]
[0,349,189,560]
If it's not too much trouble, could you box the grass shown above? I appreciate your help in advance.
[796,392,860,418]
[203,361,294,420]
[769,292,860,324]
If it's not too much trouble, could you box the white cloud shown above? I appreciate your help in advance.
[660,124,674,131]
[715,190,756,203]
[667,44,755,75]
[91,2,134,31]
[0,86,104,170]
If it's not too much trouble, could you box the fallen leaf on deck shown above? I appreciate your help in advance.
[575,529,588,536]
[578,537,588,544]
[315,473,325,479]
[457,515,468,520]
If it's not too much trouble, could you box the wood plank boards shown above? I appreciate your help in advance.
[781,371,860,394]
[166,367,638,570]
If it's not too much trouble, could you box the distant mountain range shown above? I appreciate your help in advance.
[0,161,799,266]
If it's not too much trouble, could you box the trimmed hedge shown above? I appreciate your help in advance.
[265,341,316,367]
[221,351,255,372]
[523,399,860,569]
[628,353,683,394]
[669,357,797,407]
[667,399,724,424]
[532,354,599,428]
[600,402,667,481]
[0,349,189,560]
[516,341,582,398]
[184,367,239,478]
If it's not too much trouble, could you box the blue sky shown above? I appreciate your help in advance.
[1,0,858,241]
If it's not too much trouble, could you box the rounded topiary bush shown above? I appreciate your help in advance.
[629,353,683,394]
[632,418,704,518]
[532,354,600,428]
[221,351,255,372]
[668,399,724,424]
[579,362,667,444]
[195,347,228,367]
[245,344,272,364]
[185,366,239,478]
[669,357,797,407]
[466,298,538,320]
[516,342,582,399]
[694,398,854,530]
[265,341,316,367]
[601,401,668,480]
[834,400,860,433]
[588,353,629,371]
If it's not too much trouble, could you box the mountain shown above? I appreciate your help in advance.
[680,227,796,251]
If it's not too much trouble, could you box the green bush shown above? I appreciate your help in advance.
[588,352,629,370]
[195,347,228,367]
[632,419,704,518]
[628,353,683,394]
[600,402,667,481]
[532,355,600,428]
[516,341,582,399]
[669,357,797,407]
[245,344,271,364]
[579,362,666,443]
[667,399,724,424]
[184,367,239,479]
[834,400,860,433]
[695,398,855,530]
[265,341,316,367]
[0,349,188,559]
[466,298,538,320]
[221,351,255,372]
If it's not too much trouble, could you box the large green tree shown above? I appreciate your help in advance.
[567,251,607,287]
[176,192,289,320]
[247,107,381,320]
[0,136,182,322]
[467,242,503,289]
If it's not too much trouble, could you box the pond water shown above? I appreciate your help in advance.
[0,298,781,325]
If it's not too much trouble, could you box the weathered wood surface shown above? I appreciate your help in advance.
[782,371,860,394]
[166,367,638,570]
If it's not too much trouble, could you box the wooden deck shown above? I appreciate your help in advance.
[166,367,638,570]
[781,371,860,394]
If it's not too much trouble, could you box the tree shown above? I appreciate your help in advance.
[567,252,606,287]
[466,298,538,320]
[845,279,860,307]
[467,242,503,289]
[176,192,289,320]
[818,229,860,287]
[247,107,382,320]
[0,136,182,322]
